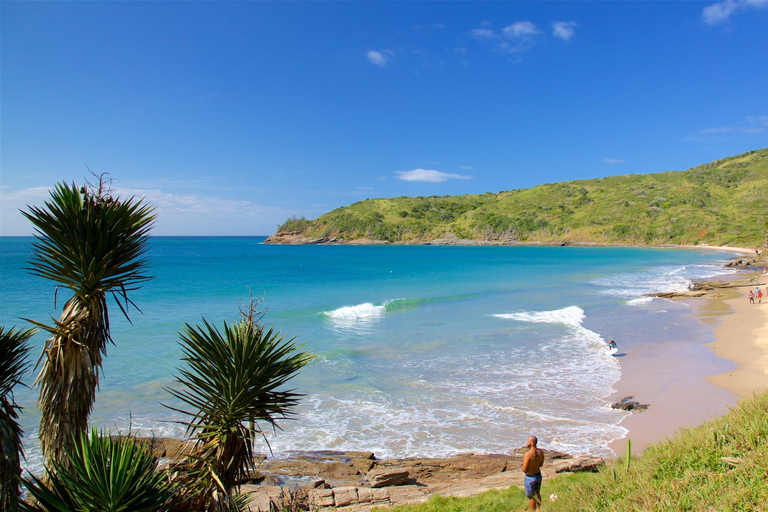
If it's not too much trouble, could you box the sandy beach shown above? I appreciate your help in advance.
[610,268,768,456]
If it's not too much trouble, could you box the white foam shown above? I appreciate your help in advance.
[324,302,386,320]
[494,305,585,327]
[592,263,736,301]
[626,297,654,306]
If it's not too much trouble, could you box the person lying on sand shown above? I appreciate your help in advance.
[522,436,545,510]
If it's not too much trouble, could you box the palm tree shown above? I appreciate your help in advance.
[21,427,175,512]
[22,178,155,467]
[0,326,34,511]
[165,304,313,512]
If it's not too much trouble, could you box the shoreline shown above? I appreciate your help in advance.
[263,231,761,255]
[238,268,768,509]
[609,269,768,456]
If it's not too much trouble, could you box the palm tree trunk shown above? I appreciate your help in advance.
[36,295,106,467]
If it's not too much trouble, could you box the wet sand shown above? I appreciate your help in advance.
[609,270,768,456]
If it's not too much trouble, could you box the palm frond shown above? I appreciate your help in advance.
[21,428,175,512]
[0,326,34,512]
[164,307,313,511]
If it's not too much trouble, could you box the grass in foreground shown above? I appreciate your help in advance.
[377,392,768,512]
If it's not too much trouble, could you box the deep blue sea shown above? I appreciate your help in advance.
[0,237,735,472]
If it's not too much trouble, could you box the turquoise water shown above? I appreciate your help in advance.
[0,237,734,471]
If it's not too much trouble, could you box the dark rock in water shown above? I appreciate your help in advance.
[611,396,650,412]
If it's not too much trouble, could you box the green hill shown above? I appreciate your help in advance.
[273,149,768,247]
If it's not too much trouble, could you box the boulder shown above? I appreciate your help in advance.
[333,486,360,507]
[553,456,603,473]
[365,467,410,487]
[308,488,335,508]
[611,396,650,412]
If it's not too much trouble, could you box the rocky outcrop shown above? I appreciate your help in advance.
[645,273,767,300]
[552,456,604,473]
[240,449,598,511]
[263,231,390,245]
[365,467,410,488]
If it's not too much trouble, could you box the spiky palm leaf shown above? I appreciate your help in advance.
[21,427,175,512]
[0,326,34,512]
[165,312,313,512]
[21,181,154,466]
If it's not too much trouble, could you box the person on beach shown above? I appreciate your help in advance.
[759,289,763,304]
[749,290,755,304]
[523,436,545,510]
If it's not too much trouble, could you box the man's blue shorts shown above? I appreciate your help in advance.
[524,473,542,498]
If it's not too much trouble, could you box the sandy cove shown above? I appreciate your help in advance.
[610,269,768,456]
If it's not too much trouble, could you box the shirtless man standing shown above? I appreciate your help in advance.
[522,436,545,510]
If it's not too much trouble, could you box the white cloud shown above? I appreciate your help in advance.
[355,186,375,191]
[469,28,495,40]
[395,169,473,183]
[470,21,541,56]
[702,0,768,25]
[375,176,387,181]
[603,158,626,165]
[503,21,539,38]
[552,21,577,41]
[366,50,392,66]
[460,165,475,170]
[0,185,299,236]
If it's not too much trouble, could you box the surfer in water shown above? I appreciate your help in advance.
[523,436,545,510]
[609,340,618,351]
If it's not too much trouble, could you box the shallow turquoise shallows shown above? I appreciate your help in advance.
[0,237,734,472]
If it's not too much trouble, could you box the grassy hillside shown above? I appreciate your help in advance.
[375,392,768,512]
[277,149,768,247]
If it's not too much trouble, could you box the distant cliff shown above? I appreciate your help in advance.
[267,149,768,247]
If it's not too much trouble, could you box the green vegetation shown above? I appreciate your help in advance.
[22,178,155,467]
[0,326,34,511]
[277,148,768,247]
[21,428,175,512]
[165,301,313,512]
[16,182,313,511]
[377,392,768,512]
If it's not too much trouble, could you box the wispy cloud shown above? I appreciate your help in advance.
[503,21,539,38]
[460,165,475,170]
[747,115,768,126]
[552,21,578,42]
[603,158,626,165]
[395,169,473,183]
[413,23,444,33]
[702,0,768,25]
[697,115,768,135]
[366,50,393,67]
[687,115,768,141]
[469,28,495,41]
[355,186,375,191]
[0,184,298,236]
[470,21,541,56]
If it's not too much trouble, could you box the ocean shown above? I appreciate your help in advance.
[0,237,735,472]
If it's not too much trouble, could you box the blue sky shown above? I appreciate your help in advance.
[2,1,767,236]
